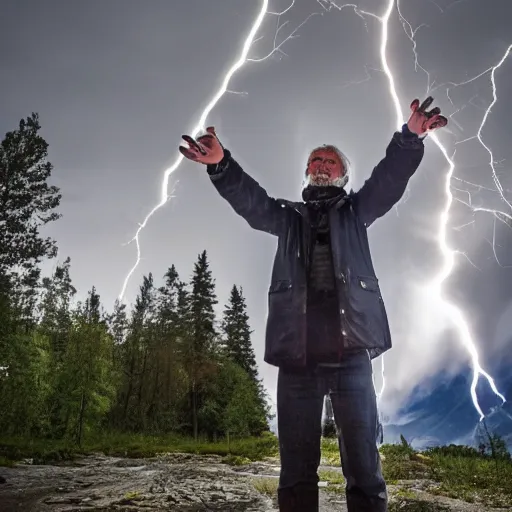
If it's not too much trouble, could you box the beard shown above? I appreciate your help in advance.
[310,172,331,185]
[305,172,345,188]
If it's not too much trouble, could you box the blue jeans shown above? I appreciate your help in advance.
[277,351,387,511]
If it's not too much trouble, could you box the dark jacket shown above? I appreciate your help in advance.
[207,125,425,368]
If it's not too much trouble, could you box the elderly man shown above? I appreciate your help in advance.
[180,97,447,512]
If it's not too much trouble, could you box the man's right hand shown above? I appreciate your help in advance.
[179,126,224,165]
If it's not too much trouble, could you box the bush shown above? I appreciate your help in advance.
[0,431,279,465]
[425,444,481,459]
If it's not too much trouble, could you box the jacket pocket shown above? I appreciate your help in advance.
[347,275,389,350]
[265,280,304,366]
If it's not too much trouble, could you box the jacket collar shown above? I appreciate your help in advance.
[301,185,348,210]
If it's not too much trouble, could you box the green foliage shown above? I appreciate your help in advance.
[318,469,344,484]
[475,420,512,461]
[222,454,251,466]
[425,444,483,458]
[123,491,142,501]
[224,365,268,437]
[0,431,279,464]
[0,456,15,467]
[381,441,512,508]
[399,434,415,454]
[222,285,257,380]
[0,114,63,439]
[0,331,52,436]
[1,243,271,449]
[321,437,341,465]
[221,285,271,436]
[39,257,75,359]
[252,477,279,497]
[0,113,61,273]
[388,498,450,511]
[56,291,117,444]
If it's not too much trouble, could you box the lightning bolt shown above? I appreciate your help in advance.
[119,1,327,302]
[118,1,269,301]
[378,0,507,420]
[119,1,509,422]
[322,0,508,420]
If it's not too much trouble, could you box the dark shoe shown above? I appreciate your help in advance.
[278,483,319,512]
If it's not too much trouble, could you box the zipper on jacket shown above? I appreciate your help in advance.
[328,209,349,357]
[337,270,348,336]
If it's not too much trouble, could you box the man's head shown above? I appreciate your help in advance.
[303,144,350,189]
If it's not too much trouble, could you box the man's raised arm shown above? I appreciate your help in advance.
[354,97,448,228]
[179,127,286,236]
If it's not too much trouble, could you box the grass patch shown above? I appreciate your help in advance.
[0,437,76,465]
[123,490,142,500]
[318,469,344,485]
[388,498,450,511]
[0,455,15,467]
[380,444,431,481]
[320,437,340,466]
[426,451,512,507]
[221,454,252,466]
[252,477,278,497]
[381,443,512,508]
[0,431,278,465]
[323,441,512,507]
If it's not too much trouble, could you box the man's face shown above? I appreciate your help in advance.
[306,149,345,186]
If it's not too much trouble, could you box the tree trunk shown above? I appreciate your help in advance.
[191,381,198,441]
[150,357,160,428]
[76,391,86,447]
[137,346,148,408]
[123,352,136,422]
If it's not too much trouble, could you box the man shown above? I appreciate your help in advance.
[179,97,447,512]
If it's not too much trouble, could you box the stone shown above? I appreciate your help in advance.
[0,453,506,511]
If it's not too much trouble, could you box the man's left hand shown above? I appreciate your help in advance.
[407,96,448,136]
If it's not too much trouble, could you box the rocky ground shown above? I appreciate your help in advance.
[0,453,509,511]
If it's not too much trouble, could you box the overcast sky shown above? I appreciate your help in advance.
[1,0,511,419]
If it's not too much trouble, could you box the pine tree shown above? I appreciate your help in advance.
[39,257,76,359]
[221,285,270,434]
[146,265,188,431]
[198,359,269,440]
[9,267,41,333]
[187,250,218,440]
[222,285,258,381]
[108,299,128,347]
[223,362,269,438]
[116,274,156,430]
[0,114,62,415]
[190,251,217,353]
[0,113,61,274]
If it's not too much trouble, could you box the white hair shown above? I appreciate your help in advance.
[303,144,351,189]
